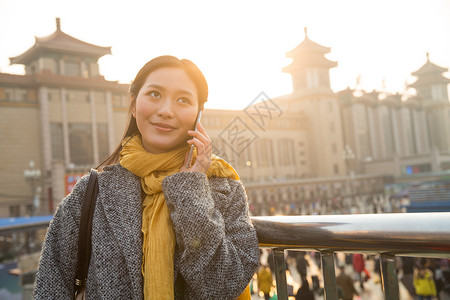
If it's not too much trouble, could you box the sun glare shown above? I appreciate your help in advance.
[0,0,449,110]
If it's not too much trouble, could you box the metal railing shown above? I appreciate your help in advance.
[251,212,450,300]
[2,213,450,299]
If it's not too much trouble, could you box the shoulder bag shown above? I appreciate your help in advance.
[74,169,99,300]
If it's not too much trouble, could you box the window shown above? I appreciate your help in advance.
[15,89,27,101]
[42,57,56,73]
[306,68,319,88]
[431,85,445,101]
[25,205,34,216]
[418,87,431,99]
[278,139,295,166]
[9,205,20,217]
[0,87,6,100]
[82,63,90,78]
[113,94,126,107]
[27,89,37,102]
[69,123,93,166]
[3,88,14,101]
[334,164,339,175]
[257,139,274,167]
[319,69,330,88]
[51,123,64,161]
[97,124,110,162]
[67,89,89,103]
[65,61,80,77]
[48,89,60,102]
[54,59,60,74]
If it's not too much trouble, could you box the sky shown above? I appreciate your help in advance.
[0,0,450,110]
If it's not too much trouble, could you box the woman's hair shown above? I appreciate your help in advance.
[97,55,208,170]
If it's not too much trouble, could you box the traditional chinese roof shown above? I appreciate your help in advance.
[409,53,450,88]
[0,71,128,92]
[282,28,337,72]
[382,93,402,106]
[0,72,35,87]
[412,53,448,76]
[336,87,354,105]
[10,18,111,65]
[402,97,421,108]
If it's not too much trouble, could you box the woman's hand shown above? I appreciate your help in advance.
[180,122,212,173]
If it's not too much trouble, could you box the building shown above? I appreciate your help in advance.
[337,53,450,177]
[1,20,447,218]
[274,28,346,178]
[0,19,129,217]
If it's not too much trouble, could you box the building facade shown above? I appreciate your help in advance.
[0,19,129,217]
[337,54,450,177]
[1,21,447,218]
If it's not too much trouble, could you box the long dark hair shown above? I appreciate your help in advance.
[97,55,208,170]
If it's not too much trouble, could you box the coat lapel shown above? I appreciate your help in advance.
[100,165,143,299]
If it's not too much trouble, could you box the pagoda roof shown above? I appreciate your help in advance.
[282,54,337,72]
[10,18,111,65]
[355,90,379,106]
[285,28,331,58]
[383,93,402,103]
[0,71,128,92]
[336,87,354,105]
[282,28,337,73]
[402,97,421,108]
[412,53,448,76]
[409,75,450,88]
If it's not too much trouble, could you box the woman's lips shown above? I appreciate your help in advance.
[152,122,175,132]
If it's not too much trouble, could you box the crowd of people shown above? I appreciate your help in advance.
[248,193,405,217]
[398,257,450,300]
[250,249,450,300]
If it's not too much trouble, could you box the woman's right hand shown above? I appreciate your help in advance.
[179,122,212,174]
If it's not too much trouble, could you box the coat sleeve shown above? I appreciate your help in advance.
[33,175,89,300]
[162,172,259,299]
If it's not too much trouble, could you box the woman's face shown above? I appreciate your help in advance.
[132,67,199,154]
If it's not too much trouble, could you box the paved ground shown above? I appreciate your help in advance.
[251,251,414,300]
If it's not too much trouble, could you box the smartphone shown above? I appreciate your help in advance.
[185,110,203,168]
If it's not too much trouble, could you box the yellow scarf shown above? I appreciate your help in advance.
[119,135,250,299]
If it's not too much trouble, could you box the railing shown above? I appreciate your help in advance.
[2,213,450,299]
[251,212,450,300]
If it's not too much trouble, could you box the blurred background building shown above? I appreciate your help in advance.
[1,20,449,218]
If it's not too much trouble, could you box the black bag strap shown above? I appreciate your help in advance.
[74,169,99,296]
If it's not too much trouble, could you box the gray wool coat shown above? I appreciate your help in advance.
[33,164,259,299]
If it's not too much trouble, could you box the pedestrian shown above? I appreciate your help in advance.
[336,266,359,300]
[414,265,437,300]
[296,252,310,282]
[33,55,259,299]
[257,264,273,300]
[352,254,366,290]
[295,279,315,300]
[441,268,450,300]
[401,257,417,297]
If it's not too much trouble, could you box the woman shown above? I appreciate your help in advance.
[33,55,259,299]
[257,264,273,300]
[414,266,437,300]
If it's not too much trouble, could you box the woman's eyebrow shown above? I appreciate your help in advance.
[145,83,194,97]
[145,83,165,90]
[177,89,195,97]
